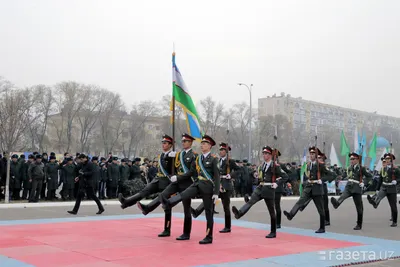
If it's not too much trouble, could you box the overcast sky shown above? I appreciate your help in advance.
[1,0,399,116]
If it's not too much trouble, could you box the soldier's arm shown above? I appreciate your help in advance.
[376,173,383,191]
[82,163,94,178]
[394,168,400,182]
[362,167,373,184]
[275,165,288,185]
[212,157,220,195]
[280,164,293,174]
[177,155,195,183]
[324,168,337,183]
[27,164,33,180]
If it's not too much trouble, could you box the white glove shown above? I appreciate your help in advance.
[317,180,322,184]
[271,183,278,189]
[359,183,364,188]
[376,190,379,194]
[392,180,397,185]
[223,174,231,179]
[276,177,282,181]
[170,175,177,182]
[168,151,177,157]
[212,194,219,204]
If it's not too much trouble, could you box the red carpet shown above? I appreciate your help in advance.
[0,217,362,267]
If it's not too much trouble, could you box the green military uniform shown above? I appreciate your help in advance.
[10,155,22,200]
[161,135,220,244]
[45,158,60,200]
[191,142,240,233]
[283,146,330,233]
[22,155,33,199]
[28,155,45,202]
[331,152,371,230]
[367,153,400,226]
[138,133,197,240]
[61,159,77,200]
[232,146,288,238]
[107,158,120,198]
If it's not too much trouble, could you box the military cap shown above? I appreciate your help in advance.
[112,156,118,161]
[318,153,327,160]
[49,155,56,160]
[92,156,99,161]
[235,159,242,163]
[121,158,126,163]
[291,162,297,165]
[67,157,73,162]
[100,157,106,161]
[11,154,18,159]
[50,152,56,156]
[384,153,396,160]
[20,154,25,159]
[381,157,385,161]
[309,146,322,155]
[33,151,39,155]
[262,146,273,154]
[28,154,34,159]
[35,154,42,159]
[348,152,360,159]
[134,157,141,162]
[162,134,174,143]
[181,133,195,142]
[219,142,231,151]
[76,153,81,157]
[42,152,48,156]
[201,135,216,146]
[78,154,87,159]
[243,159,248,163]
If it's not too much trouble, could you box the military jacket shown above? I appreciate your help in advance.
[107,163,120,187]
[190,153,220,195]
[28,162,45,180]
[377,166,400,193]
[45,162,60,190]
[218,157,239,191]
[175,149,197,187]
[61,164,77,190]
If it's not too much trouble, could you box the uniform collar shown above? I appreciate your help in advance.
[184,148,192,153]
[202,152,211,158]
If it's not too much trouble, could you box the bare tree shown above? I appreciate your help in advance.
[199,96,225,137]
[0,85,40,152]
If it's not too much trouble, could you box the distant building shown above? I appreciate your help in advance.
[258,92,400,133]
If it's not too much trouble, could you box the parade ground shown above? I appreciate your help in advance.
[1,196,400,267]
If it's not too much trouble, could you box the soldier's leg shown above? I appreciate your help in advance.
[352,194,363,229]
[69,190,84,214]
[232,188,262,219]
[323,192,330,224]
[180,197,192,238]
[387,193,397,226]
[220,189,232,231]
[200,193,214,244]
[373,189,387,208]
[161,184,199,210]
[29,180,38,202]
[312,195,325,232]
[264,198,277,237]
[299,197,312,211]
[138,183,179,215]
[119,181,159,209]
[275,193,282,227]
[284,190,311,220]
[86,187,104,213]
[191,202,205,218]
[332,186,351,209]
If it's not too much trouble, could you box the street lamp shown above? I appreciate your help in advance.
[238,83,253,162]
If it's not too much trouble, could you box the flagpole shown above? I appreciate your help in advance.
[172,50,176,152]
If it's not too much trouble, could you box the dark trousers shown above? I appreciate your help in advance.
[323,191,330,222]
[140,182,190,234]
[72,187,104,212]
[194,189,232,229]
[12,189,21,200]
[41,182,47,199]
[168,183,214,238]
[336,190,363,226]
[62,188,74,200]
[236,187,276,233]
[22,188,30,200]
[99,181,106,199]
[288,191,325,230]
[107,186,117,198]
[375,190,398,223]
[29,179,43,202]
[47,189,56,200]
[275,193,282,225]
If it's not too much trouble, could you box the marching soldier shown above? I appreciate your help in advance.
[160,135,220,244]
[137,133,197,240]
[232,146,287,238]
[367,152,400,227]
[283,146,330,233]
[190,142,240,233]
[331,152,371,230]
[118,134,174,236]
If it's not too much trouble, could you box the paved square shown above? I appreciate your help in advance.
[1,213,397,266]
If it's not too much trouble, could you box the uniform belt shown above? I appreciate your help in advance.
[260,182,272,186]
[383,182,394,185]
[198,176,214,184]
[308,180,320,184]
[348,179,360,184]
[156,173,169,178]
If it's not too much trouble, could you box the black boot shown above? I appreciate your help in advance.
[176,234,190,240]
[192,203,205,218]
[199,236,212,244]
[315,216,325,233]
[244,195,250,203]
[160,193,182,210]
[331,197,339,209]
[191,207,199,218]
[119,193,141,209]
[138,197,161,215]
[232,203,251,220]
